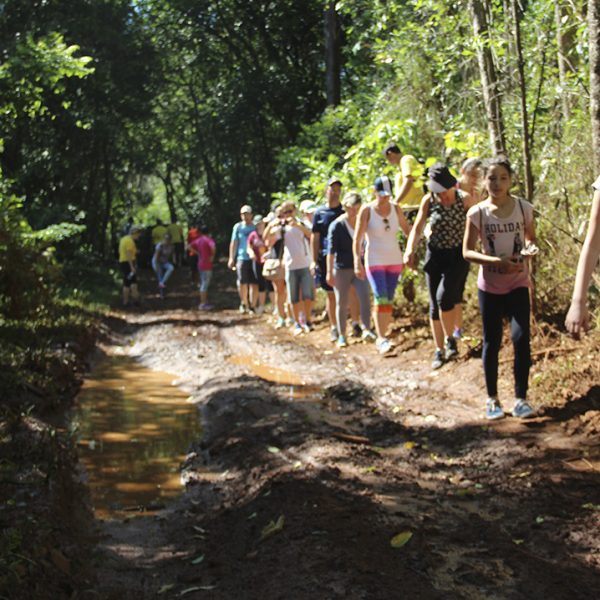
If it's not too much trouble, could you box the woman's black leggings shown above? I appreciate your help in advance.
[478,287,531,399]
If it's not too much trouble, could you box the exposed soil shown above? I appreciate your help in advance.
[4,264,600,599]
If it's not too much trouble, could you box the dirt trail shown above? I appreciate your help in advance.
[85,267,600,599]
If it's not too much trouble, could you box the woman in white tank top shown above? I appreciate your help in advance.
[353,175,411,354]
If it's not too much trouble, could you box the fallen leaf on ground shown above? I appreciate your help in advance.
[512,539,525,545]
[180,586,216,596]
[158,584,175,594]
[190,554,204,565]
[582,503,600,511]
[390,531,413,548]
[403,441,415,450]
[267,446,280,454]
[260,515,285,541]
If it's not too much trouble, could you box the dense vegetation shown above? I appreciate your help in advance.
[1,0,599,332]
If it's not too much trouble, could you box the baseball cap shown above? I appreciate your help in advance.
[374,175,393,197]
[240,205,253,214]
[299,200,317,213]
[327,176,343,187]
[253,214,264,224]
[427,163,457,193]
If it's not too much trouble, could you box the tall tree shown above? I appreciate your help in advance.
[590,0,600,172]
[324,1,341,106]
[468,0,506,155]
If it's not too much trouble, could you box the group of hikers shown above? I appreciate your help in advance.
[117,143,600,421]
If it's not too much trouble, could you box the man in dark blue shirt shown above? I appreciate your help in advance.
[311,177,344,342]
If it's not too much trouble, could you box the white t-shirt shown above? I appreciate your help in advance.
[274,223,311,270]
[466,197,534,294]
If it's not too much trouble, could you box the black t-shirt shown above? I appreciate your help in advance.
[312,204,344,256]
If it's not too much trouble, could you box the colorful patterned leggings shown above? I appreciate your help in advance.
[365,264,403,312]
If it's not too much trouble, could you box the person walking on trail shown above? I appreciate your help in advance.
[463,156,537,421]
[300,199,318,229]
[167,220,184,266]
[247,215,272,315]
[268,200,314,335]
[187,223,201,285]
[118,225,142,308]
[311,177,344,342]
[263,206,290,329]
[451,157,484,339]
[152,219,168,245]
[326,192,376,348]
[565,175,600,338]
[404,163,475,370]
[457,157,484,204]
[383,143,424,213]
[353,175,411,355]
[228,205,258,313]
[152,232,175,298]
[188,224,216,310]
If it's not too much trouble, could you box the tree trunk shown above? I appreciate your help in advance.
[511,0,534,201]
[555,2,571,119]
[590,0,600,173]
[468,0,506,155]
[324,2,341,106]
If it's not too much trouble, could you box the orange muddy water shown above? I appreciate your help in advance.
[74,356,200,518]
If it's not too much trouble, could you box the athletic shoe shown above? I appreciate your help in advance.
[256,305,265,315]
[198,303,213,310]
[486,398,505,420]
[158,282,166,289]
[303,322,314,333]
[330,327,339,343]
[247,306,256,315]
[285,317,294,327]
[453,327,462,339]
[431,349,445,370]
[337,335,348,348]
[292,323,303,336]
[351,323,362,338]
[275,318,286,329]
[512,399,535,419]
[376,337,393,355]
[239,304,247,314]
[361,329,377,343]
[445,336,458,360]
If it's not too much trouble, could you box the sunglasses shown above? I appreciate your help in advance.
[383,217,391,232]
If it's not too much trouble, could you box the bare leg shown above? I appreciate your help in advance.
[326,291,337,329]
[373,309,391,339]
[239,283,248,306]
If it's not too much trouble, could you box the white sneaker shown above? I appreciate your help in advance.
[376,338,393,355]
[239,304,247,314]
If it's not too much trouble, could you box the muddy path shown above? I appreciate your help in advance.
[81,266,600,600]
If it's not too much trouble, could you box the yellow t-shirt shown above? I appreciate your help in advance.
[167,222,183,243]
[394,155,424,207]
[119,235,137,263]
[152,224,168,244]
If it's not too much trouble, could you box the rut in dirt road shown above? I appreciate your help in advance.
[84,268,600,600]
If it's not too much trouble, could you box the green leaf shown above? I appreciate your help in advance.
[390,531,413,548]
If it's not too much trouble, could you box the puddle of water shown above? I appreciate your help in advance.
[228,354,321,399]
[74,356,200,519]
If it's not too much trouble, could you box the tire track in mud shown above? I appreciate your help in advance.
[87,295,600,599]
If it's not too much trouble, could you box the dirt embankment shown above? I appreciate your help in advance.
[4,268,600,599]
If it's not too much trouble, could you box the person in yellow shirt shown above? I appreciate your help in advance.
[152,219,168,245]
[167,220,184,265]
[383,143,424,215]
[118,225,142,307]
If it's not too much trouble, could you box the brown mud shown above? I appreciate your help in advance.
[6,263,600,599]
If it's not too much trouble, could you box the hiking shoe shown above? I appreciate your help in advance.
[330,327,339,343]
[486,398,505,420]
[376,337,393,355]
[351,323,363,338]
[453,327,462,339]
[303,322,314,333]
[445,336,458,360]
[361,329,377,343]
[512,399,535,419]
[337,335,348,348]
[431,349,445,370]
[293,323,303,336]
[275,317,286,329]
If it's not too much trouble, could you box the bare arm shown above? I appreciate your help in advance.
[353,206,369,280]
[566,190,600,337]
[403,195,430,266]
[228,240,237,269]
[310,231,320,265]
[395,176,414,205]
[462,219,521,273]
